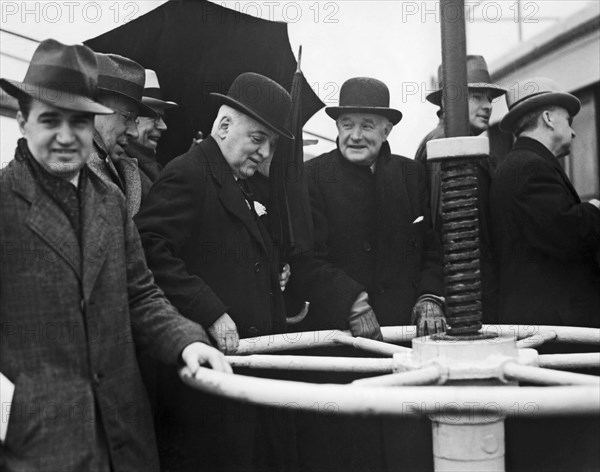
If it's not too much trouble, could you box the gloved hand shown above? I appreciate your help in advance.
[411,295,447,337]
[279,264,291,291]
[208,313,239,354]
[347,292,383,341]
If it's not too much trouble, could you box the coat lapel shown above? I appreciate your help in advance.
[202,138,268,252]
[80,173,111,301]
[10,159,82,278]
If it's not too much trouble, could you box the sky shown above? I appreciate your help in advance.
[1,0,597,159]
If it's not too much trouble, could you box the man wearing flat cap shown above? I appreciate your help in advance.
[0,39,230,472]
[415,55,506,323]
[491,77,600,329]
[492,77,600,472]
[135,72,298,471]
[288,77,445,471]
[87,52,157,217]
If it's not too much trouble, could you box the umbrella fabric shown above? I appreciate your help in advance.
[85,0,324,163]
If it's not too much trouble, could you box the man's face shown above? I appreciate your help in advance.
[17,99,95,178]
[336,113,392,166]
[468,89,493,134]
[135,113,167,150]
[95,93,139,158]
[549,107,576,158]
[219,113,279,179]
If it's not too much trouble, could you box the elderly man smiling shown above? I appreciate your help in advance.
[135,72,298,472]
[288,76,446,472]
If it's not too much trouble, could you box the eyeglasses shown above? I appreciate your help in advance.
[115,110,138,126]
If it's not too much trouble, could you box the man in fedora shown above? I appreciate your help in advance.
[491,77,600,472]
[287,77,444,471]
[135,72,298,471]
[87,52,157,217]
[415,55,507,323]
[126,69,178,202]
[0,39,230,472]
[491,77,600,329]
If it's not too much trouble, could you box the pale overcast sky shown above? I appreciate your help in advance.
[1,1,597,158]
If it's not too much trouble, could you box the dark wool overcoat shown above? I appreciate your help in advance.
[0,153,208,472]
[135,136,296,472]
[287,142,443,472]
[490,137,600,327]
[290,141,444,330]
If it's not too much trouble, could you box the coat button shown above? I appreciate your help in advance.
[254,262,261,273]
[93,372,104,385]
[363,241,372,252]
[378,285,385,295]
[248,326,259,336]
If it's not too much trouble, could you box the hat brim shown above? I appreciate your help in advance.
[142,96,179,111]
[325,106,402,125]
[0,78,114,115]
[210,93,294,139]
[426,83,507,106]
[98,86,157,118]
[500,92,581,133]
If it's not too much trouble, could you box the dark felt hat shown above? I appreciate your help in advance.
[426,55,506,106]
[95,53,157,117]
[500,77,581,133]
[0,39,113,115]
[210,73,293,139]
[325,77,402,125]
[142,69,178,112]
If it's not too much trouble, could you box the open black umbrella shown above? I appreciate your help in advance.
[85,0,324,163]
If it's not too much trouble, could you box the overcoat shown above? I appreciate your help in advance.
[287,142,443,472]
[490,137,600,327]
[0,151,208,472]
[88,133,142,218]
[290,141,444,330]
[135,136,295,472]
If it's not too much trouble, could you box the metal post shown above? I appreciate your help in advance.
[433,0,484,335]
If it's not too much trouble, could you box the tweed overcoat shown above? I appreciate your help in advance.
[490,137,600,327]
[290,142,444,330]
[0,153,209,472]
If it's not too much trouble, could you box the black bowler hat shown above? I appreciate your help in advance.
[426,55,506,106]
[326,77,402,125]
[95,53,157,117]
[0,39,113,115]
[210,73,294,139]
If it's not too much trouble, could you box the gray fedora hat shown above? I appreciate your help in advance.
[210,72,293,139]
[500,77,581,133]
[426,55,506,106]
[95,53,157,117]
[0,39,113,115]
[325,77,402,125]
[142,69,178,112]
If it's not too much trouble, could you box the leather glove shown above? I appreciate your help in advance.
[208,313,240,354]
[347,292,383,341]
[411,294,447,337]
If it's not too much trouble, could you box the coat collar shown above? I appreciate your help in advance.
[200,136,269,252]
[8,152,111,293]
[514,136,580,202]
